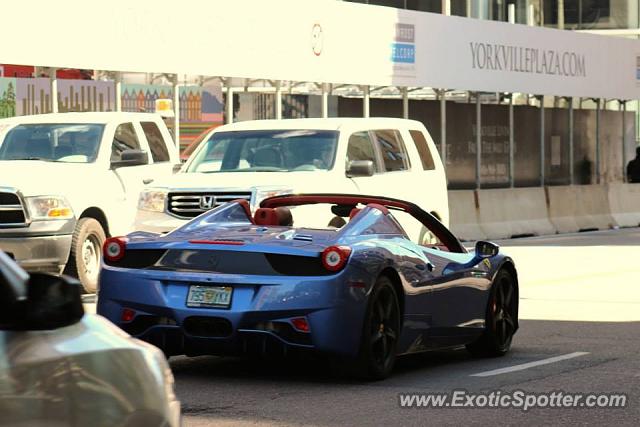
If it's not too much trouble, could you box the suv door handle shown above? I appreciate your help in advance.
[143,178,154,184]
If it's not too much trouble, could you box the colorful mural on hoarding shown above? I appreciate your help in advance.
[0,78,16,118]
[121,83,223,148]
[16,78,51,116]
[201,84,223,123]
[121,84,223,122]
[0,77,223,147]
[14,78,117,115]
[179,85,223,147]
[57,79,116,112]
[121,84,172,114]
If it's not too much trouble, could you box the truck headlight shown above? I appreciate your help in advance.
[138,189,168,212]
[25,196,74,220]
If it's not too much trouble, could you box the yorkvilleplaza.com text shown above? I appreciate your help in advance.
[398,390,627,412]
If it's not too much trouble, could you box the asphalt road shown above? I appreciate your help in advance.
[126,229,640,426]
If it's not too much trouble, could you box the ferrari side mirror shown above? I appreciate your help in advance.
[475,241,499,258]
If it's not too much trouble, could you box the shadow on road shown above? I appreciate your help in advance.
[171,319,640,426]
[169,347,475,386]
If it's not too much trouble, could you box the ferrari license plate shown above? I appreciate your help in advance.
[186,285,233,308]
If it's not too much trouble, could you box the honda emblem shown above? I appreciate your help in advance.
[199,195,216,210]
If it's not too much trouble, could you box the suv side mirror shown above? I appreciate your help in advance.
[475,241,500,258]
[112,149,149,168]
[0,252,84,331]
[346,160,375,177]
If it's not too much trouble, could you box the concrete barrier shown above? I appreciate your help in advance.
[449,184,637,241]
[607,183,640,228]
[547,185,615,233]
[545,186,580,233]
[447,190,485,241]
[476,188,555,239]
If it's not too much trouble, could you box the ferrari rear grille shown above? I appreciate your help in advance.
[121,315,177,336]
[183,316,232,338]
[151,249,331,276]
[167,191,252,218]
[104,249,167,269]
[0,191,27,227]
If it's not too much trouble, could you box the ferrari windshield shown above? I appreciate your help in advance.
[172,202,253,234]
[174,199,407,238]
[186,129,338,173]
[0,124,104,163]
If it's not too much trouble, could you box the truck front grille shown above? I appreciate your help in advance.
[167,191,252,219]
[0,190,27,227]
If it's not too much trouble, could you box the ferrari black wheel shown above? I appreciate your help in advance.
[354,275,400,380]
[467,269,518,357]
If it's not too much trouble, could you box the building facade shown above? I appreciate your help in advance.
[344,0,639,30]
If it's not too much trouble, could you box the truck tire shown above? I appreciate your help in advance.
[65,218,106,293]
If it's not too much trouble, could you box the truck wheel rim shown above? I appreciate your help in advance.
[82,234,101,283]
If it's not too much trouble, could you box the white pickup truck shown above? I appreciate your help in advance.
[0,112,179,292]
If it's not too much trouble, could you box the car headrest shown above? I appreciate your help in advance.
[274,207,293,226]
[254,208,279,225]
[349,208,362,220]
[254,207,293,226]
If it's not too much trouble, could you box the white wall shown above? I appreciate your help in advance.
[2,0,640,99]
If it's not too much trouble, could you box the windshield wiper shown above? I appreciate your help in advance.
[7,157,55,162]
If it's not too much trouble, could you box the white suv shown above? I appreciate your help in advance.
[136,118,448,233]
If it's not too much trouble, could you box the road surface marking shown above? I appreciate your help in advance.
[470,352,590,377]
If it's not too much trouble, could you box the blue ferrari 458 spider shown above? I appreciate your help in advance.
[97,194,519,379]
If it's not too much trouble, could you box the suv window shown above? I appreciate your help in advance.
[193,138,231,172]
[111,123,142,163]
[187,130,338,173]
[374,130,409,172]
[409,130,436,170]
[346,131,378,173]
[141,121,170,162]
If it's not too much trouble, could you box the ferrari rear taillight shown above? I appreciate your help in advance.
[121,308,135,322]
[104,237,127,262]
[290,317,310,333]
[321,245,352,272]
